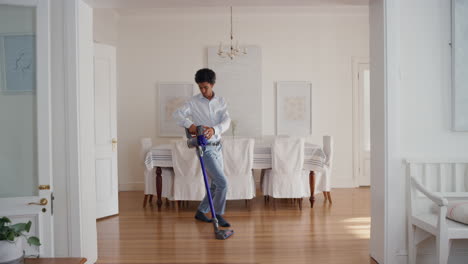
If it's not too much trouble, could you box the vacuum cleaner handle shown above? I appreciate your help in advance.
[184,125,205,138]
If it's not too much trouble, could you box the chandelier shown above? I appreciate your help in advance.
[217,6,247,60]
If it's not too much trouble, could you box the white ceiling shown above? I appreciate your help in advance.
[86,0,369,8]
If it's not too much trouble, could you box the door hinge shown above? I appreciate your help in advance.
[51,192,54,216]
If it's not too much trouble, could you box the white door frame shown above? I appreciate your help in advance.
[369,0,400,263]
[62,1,397,264]
[352,57,370,187]
[63,0,82,257]
[62,0,97,262]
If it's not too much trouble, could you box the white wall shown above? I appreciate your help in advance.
[93,8,118,46]
[399,1,468,157]
[94,6,370,191]
[377,0,468,263]
[401,0,468,263]
[369,1,386,262]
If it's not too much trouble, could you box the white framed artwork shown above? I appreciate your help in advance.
[276,81,312,136]
[158,82,194,137]
[0,34,36,93]
[207,45,262,137]
[452,0,468,131]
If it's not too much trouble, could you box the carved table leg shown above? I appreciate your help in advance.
[309,171,315,208]
[143,195,148,208]
[156,167,162,210]
[326,191,332,204]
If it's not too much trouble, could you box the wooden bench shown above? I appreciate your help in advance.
[406,160,468,264]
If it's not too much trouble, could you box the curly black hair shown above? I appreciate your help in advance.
[195,68,216,85]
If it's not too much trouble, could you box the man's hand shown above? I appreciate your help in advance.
[203,126,215,140]
[188,124,197,135]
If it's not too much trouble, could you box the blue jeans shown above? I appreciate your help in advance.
[198,144,228,215]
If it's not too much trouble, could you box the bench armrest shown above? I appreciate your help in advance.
[411,177,448,206]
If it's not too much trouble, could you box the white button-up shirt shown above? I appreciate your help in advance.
[173,93,231,142]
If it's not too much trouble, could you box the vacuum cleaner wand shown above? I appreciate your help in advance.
[185,126,234,240]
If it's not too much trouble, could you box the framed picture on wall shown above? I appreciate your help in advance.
[158,82,194,137]
[0,34,36,93]
[452,0,468,131]
[276,81,312,136]
[207,45,263,137]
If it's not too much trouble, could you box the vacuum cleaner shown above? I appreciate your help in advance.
[185,126,234,240]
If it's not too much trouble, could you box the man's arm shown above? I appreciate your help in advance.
[212,98,231,135]
[173,100,194,129]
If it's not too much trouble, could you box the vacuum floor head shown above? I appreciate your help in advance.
[215,229,234,240]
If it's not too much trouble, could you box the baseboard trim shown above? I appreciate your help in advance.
[119,182,144,191]
[331,178,355,188]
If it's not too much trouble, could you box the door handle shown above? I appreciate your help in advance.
[112,138,117,152]
[38,185,50,190]
[28,198,48,206]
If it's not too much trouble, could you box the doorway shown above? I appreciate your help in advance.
[353,58,371,187]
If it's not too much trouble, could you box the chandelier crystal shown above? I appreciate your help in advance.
[217,6,247,60]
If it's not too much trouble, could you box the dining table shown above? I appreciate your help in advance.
[145,141,327,209]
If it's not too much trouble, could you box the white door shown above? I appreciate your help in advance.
[94,43,119,219]
[0,0,53,257]
[358,64,371,186]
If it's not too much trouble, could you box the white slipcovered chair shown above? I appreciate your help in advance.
[221,138,256,205]
[261,137,310,210]
[171,140,205,201]
[141,137,174,207]
[314,135,334,203]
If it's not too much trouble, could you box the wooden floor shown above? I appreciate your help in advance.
[97,188,370,264]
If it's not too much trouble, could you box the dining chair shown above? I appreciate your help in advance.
[222,138,256,208]
[318,135,334,203]
[171,140,206,202]
[141,137,154,207]
[142,137,174,207]
[262,137,310,210]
